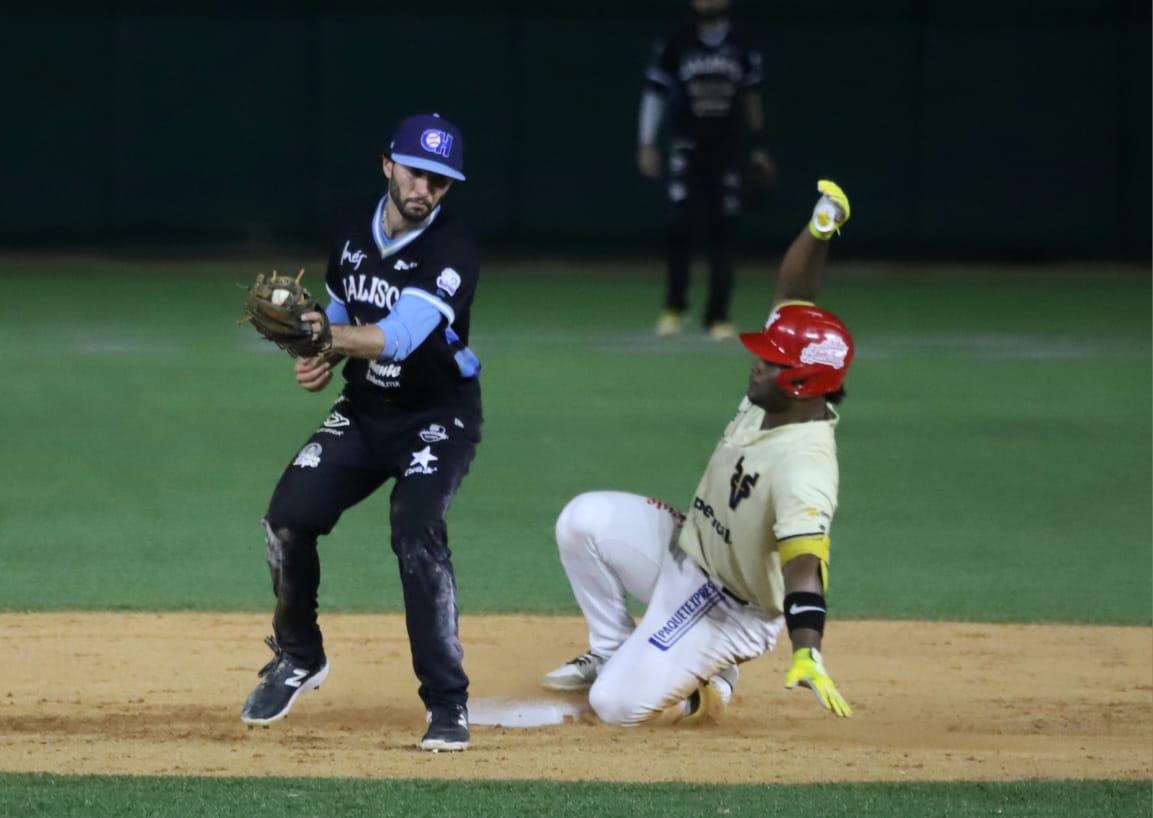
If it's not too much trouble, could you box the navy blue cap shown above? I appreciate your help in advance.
[388,113,466,182]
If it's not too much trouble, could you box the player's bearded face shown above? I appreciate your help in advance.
[388,162,452,223]
[747,360,791,412]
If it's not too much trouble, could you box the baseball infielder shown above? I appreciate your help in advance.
[241,113,481,752]
[542,181,854,724]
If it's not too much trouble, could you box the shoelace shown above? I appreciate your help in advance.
[428,705,468,727]
[257,635,284,677]
[568,653,600,667]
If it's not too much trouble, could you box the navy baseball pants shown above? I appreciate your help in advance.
[263,393,481,710]
[665,145,741,326]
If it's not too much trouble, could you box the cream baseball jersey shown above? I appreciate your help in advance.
[677,398,839,612]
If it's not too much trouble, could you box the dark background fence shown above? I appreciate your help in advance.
[2,1,1149,257]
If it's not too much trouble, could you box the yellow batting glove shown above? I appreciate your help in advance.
[784,648,852,717]
[809,179,851,240]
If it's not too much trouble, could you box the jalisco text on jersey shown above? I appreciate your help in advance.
[342,274,400,309]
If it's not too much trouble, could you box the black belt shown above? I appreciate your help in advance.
[719,583,750,607]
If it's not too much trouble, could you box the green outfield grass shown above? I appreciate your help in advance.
[2,257,1150,623]
[2,774,1149,818]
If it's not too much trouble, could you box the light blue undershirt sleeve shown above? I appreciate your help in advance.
[375,293,444,361]
[325,300,350,325]
[445,326,481,378]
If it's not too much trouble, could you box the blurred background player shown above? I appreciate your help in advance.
[639,0,777,340]
[542,181,852,724]
[241,113,482,752]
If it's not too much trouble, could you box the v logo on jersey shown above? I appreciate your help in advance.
[728,456,759,510]
[285,668,310,688]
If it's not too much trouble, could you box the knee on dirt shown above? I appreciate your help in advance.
[588,674,663,726]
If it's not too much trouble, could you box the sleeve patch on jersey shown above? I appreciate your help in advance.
[436,268,461,297]
[778,534,830,566]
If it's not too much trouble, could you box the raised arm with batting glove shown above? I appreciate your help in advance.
[774,180,853,718]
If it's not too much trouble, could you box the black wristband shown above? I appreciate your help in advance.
[784,591,827,636]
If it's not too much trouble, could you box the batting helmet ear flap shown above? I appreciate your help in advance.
[775,363,843,399]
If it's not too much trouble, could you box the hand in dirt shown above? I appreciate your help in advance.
[784,647,852,718]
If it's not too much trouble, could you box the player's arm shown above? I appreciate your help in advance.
[637,92,664,178]
[740,47,775,179]
[781,553,851,717]
[638,38,673,178]
[774,465,851,718]
[742,92,776,177]
[295,295,442,392]
[771,181,851,310]
[302,293,443,363]
[324,321,385,359]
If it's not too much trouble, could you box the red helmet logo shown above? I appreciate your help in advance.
[739,304,854,398]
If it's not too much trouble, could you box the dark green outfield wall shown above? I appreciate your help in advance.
[2,1,1148,256]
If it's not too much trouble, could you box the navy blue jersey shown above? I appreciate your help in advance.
[644,24,763,151]
[324,195,481,410]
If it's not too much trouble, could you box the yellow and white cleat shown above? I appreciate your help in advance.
[707,321,737,341]
[655,310,684,337]
[681,665,739,724]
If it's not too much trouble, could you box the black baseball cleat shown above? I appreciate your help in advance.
[420,703,470,751]
[240,636,329,726]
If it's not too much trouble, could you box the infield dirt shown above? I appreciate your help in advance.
[3,614,1150,784]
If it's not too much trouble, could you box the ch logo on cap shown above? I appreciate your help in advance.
[420,129,454,158]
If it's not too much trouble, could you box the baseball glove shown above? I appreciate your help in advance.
[241,269,332,358]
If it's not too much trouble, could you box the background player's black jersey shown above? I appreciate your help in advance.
[325,196,481,411]
[644,25,763,152]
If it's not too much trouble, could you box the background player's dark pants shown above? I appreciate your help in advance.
[665,147,740,327]
[263,395,481,710]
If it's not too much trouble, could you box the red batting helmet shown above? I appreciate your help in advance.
[739,303,854,398]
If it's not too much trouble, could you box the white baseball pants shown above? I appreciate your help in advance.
[555,491,783,725]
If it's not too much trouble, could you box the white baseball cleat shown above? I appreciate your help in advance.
[541,652,606,691]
